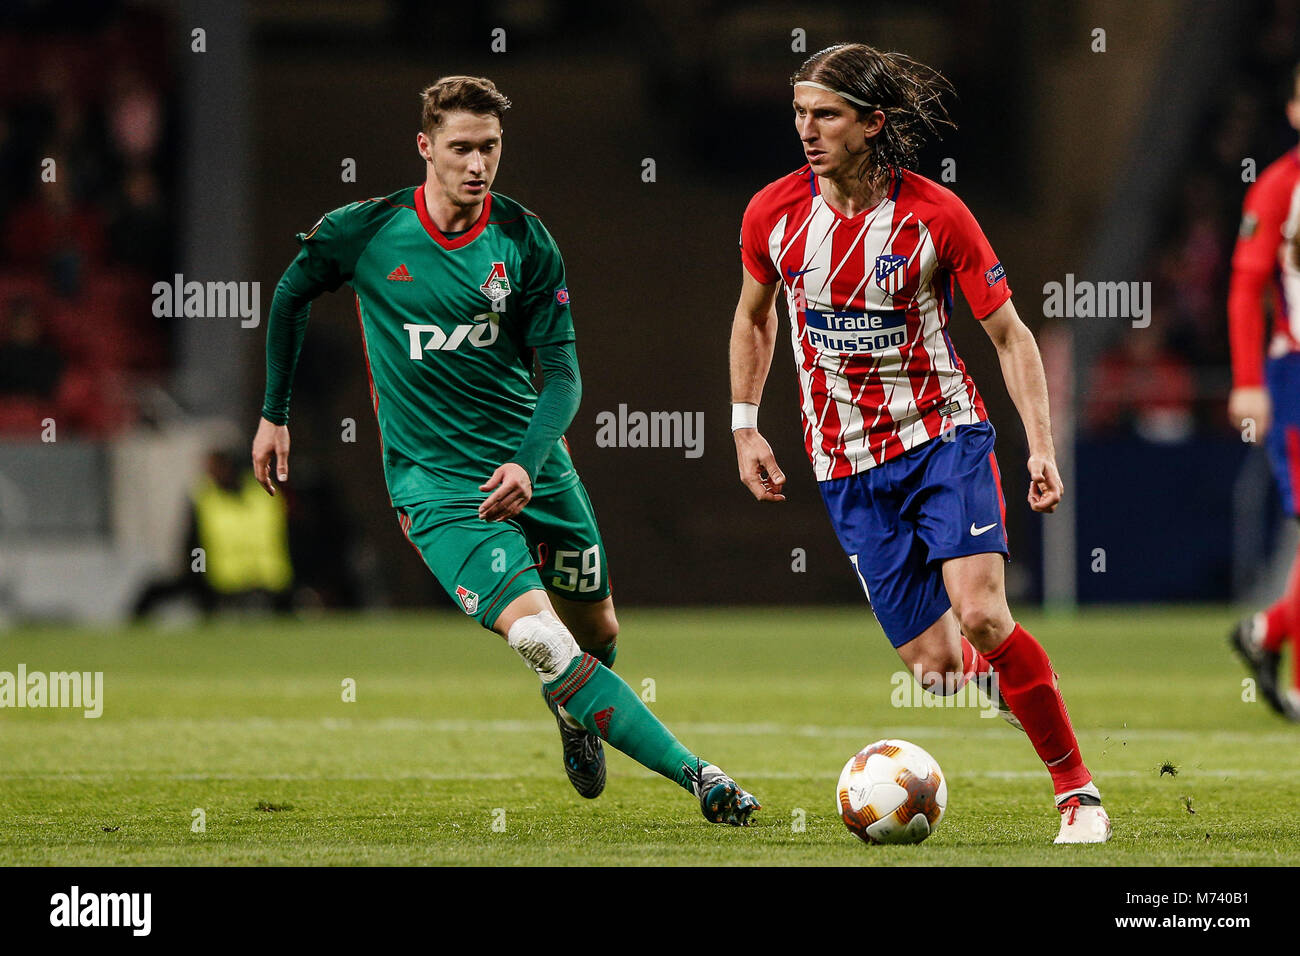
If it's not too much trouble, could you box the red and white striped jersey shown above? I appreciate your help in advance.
[740,166,1012,481]
[1230,148,1300,388]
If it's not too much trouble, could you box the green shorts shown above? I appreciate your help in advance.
[397,480,612,630]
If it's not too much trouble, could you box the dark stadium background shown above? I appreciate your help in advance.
[1,0,1296,621]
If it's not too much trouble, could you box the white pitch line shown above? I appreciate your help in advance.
[0,767,1295,782]
[5,716,1297,746]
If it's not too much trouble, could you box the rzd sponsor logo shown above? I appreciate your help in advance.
[404,314,499,358]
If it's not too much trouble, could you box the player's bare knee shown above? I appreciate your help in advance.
[506,610,581,682]
[956,603,1011,647]
[910,650,964,694]
[591,608,619,648]
[569,605,618,652]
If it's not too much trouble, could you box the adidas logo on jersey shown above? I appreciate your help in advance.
[387,264,413,281]
[404,314,500,357]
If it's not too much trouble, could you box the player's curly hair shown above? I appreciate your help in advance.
[792,43,955,183]
[420,76,511,136]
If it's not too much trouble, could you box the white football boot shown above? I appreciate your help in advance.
[1054,786,1112,844]
[993,691,1024,732]
[971,668,1024,732]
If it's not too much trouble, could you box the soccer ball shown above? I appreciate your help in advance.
[836,739,947,844]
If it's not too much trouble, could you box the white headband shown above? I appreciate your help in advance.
[794,80,874,109]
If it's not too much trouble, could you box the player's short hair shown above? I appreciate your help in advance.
[792,43,955,178]
[420,76,511,136]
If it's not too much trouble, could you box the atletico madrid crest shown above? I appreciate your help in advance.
[874,254,908,295]
[480,261,511,302]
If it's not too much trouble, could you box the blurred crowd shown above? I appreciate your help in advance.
[0,6,174,437]
[1083,0,1300,442]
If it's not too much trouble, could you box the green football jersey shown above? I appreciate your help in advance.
[267,185,580,507]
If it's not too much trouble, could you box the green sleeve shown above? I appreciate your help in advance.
[511,341,581,482]
[260,207,366,425]
[521,220,576,347]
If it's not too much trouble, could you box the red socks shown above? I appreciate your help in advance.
[959,636,995,697]
[1263,601,1288,654]
[1261,542,1300,671]
[1259,541,1300,689]
[983,623,1091,795]
[961,636,989,678]
[1261,543,1300,653]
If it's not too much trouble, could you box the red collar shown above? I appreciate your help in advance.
[414,183,492,249]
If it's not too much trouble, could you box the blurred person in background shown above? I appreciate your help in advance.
[0,295,62,403]
[1227,62,1300,721]
[106,165,168,275]
[1084,318,1196,443]
[3,163,104,297]
[134,448,293,619]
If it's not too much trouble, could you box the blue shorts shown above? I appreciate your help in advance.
[1265,352,1300,516]
[819,421,1009,648]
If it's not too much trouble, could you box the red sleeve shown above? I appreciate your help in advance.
[1232,176,1289,273]
[935,193,1012,320]
[1228,269,1270,388]
[739,191,780,285]
[1228,175,1290,388]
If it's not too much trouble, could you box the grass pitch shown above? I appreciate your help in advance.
[0,605,1296,866]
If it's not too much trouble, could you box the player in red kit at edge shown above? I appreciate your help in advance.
[729,43,1110,842]
[1227,63,1300,722]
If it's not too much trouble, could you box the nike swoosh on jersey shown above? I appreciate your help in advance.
[970,522,998,536]
[785,266,818,279]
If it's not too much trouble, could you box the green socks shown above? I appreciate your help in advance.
[545,654,696,792]
[586,638,616,669]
